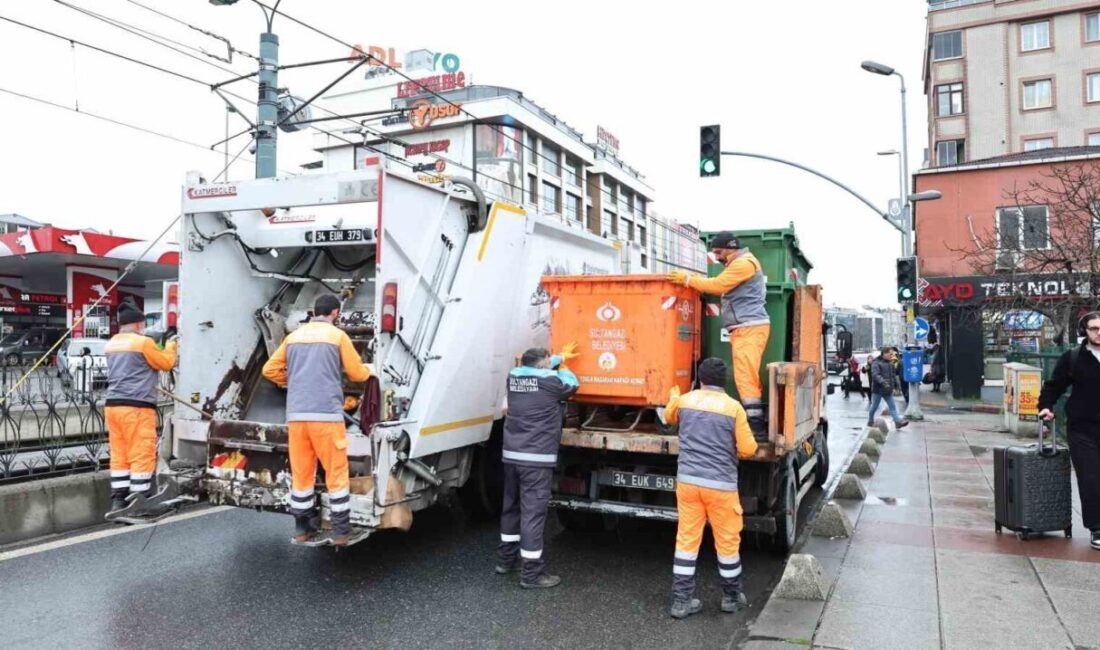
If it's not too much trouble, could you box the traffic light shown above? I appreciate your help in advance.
[896,257,918,303]
[700,125,720,177]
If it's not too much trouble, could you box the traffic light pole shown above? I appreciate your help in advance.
[896,73,923,421]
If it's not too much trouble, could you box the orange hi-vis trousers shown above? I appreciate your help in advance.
[287,421,351,535]
[106,406,158,497]
[672,483,745,599]
[730,324,769,404]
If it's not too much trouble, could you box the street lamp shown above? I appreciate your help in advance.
[862,58,942,421]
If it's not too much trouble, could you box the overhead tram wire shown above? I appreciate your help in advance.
[246,2,699,252]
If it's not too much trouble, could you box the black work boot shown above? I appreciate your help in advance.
[670,597,703,620]
[494,560,518,575]
[1091,529,1100,551]
[109,496,129,513]
[292,515,318,544]
[721,591,748,613]
[520,574,561,589]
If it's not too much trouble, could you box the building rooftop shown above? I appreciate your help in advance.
[918,146,1100,174]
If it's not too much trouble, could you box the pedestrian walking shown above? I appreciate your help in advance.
[105,306,178,515]
[663,358,759,619]
[496,344,580,588]
[860,352,875,400]
[869,347,909,429]
[1037,311,1100,551]
[261,294,372,546]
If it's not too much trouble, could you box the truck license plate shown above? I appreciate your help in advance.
[311,228,370,244]
[606,471,676,492]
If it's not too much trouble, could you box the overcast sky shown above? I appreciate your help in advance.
[0,0,930,307]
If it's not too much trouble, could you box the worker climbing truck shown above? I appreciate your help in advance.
[543,229,828,551]
[166,167,669,544]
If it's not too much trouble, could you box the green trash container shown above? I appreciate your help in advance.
[699,226,812,403]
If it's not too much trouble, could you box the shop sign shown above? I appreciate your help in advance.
[405,140,451,157]
[348,45,403,68]
[408,100,463,130]
[919,273,1097,307]
[397,72,466,99]
[596,126,620,155]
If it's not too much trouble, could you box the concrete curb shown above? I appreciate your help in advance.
[0,471,110,545]
[847,453,876,478]
[770,554,830,600]
[858,439,881,459]
[833,474,867,500]
[811,502,853,538]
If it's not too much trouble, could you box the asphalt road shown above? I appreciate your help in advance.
[0,387,868,650]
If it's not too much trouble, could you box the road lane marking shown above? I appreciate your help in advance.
[0,506,232,563]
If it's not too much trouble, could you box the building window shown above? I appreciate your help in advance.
[936,139,965,166]
[527,174,537,205]
[1089,132,1100,146]
[526,132,537,165]
[565,194,581,222]
[541,182,560,215]
[564,156,581,187]
[637,197,647,220]
[1023,137,1055,151]
[1088,73,1100,103]
[1023,79,1053,110]
[639,225,647,248]
[1021,21,1051,51]
[1087,13,1100,42]
[541,143,560,177]
[935,82,964,116]
[932,31,963,60]
[603,209,617,236]
[998,206,1049,253]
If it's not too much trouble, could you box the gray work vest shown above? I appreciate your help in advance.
[105,332,159,407]
[721,252,769,331]
[676,388,746,491]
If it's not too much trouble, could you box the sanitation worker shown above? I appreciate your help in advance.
[496,343,580,588]
[105,305,178,514]
[663,357,758,619]
[670,232,770,438]
[262,294,371,546]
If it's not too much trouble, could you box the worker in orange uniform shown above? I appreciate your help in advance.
[663,357,758,619]
[670,232,770,437]
[105,306,178,514]
[262,294,371,546]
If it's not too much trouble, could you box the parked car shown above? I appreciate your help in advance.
[0,327,66,367]
[58,337,108,389]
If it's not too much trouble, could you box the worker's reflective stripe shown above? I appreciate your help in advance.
[676,474,738,492]
[131,472,153,480]
[291,489,314,499]
[329,501,351,513]
[289,495,315,509]
[329,488,350,500]
[718,554,740,565]
[674,550,698,561]
[500,533,521,543]
[718,555,742,578]
[672,565,696,576]
[719,566,743,579]
[110,470,130,478]
[502,450,557,464]
[111,480,130,489]
[520,548,542,560]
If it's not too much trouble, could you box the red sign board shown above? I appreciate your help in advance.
[397,72,466,99]
[404,139,451,157]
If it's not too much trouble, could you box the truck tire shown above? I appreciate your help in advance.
[772,464,798,553]
[458,419,504,521]
[814,432,830,488]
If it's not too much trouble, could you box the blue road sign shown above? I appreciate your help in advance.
[914,317,930,341]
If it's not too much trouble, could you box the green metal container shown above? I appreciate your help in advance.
[699,226,812,402]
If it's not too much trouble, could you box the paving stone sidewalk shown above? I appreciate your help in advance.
[742,408,1100,650]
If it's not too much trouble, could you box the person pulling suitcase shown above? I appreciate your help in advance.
[1038,311,1100,551]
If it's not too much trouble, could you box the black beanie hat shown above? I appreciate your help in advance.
[118,306,144,326]
[697,357,728,388]
[709,231,741,250]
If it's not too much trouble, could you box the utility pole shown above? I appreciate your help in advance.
[255,31,279,179]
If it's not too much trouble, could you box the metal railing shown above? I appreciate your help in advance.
[0,365,174,484]
[928,0,989,11]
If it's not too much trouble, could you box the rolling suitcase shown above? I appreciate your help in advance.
[994,421,1073,540]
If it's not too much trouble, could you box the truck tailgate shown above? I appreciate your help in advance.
[561,427,679,455]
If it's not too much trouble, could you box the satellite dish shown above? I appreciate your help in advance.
[277,95,313,132]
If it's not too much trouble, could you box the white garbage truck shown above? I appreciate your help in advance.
[167,166,677,543]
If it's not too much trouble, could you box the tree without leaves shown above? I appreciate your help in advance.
[945,161,1100,345]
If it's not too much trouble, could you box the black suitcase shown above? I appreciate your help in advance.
[994,421,1073,540]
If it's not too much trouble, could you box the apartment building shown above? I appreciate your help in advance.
[925,0,1100,165]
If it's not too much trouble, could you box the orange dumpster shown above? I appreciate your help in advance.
[541,275,701,407]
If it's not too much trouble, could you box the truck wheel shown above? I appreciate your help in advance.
[458,420,504,521]
[814,435,830,488]
[556,508,615,533]
[772,467,798,553]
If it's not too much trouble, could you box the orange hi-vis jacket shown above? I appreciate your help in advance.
[688,251,769,331]
[262,319,371,422]
[665,387,758,491]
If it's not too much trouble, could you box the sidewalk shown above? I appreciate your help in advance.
[743,407,1100,650]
